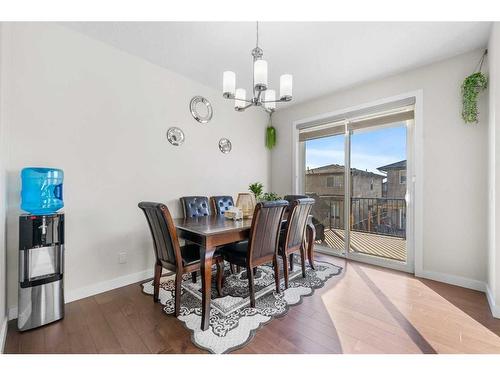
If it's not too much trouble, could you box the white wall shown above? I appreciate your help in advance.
[487,22,500,317]
[271,49,489,288]
[0,23,8,350]
[3,23,269,316]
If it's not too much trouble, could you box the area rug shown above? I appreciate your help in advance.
[141,257,343,354]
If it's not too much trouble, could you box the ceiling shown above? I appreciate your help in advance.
[62,22,492,108]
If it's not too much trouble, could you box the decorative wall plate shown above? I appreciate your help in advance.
[190,96,213,124]
[167,127,185,146]
[219,138,232,154]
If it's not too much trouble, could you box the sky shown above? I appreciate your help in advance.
[305,124,406,174]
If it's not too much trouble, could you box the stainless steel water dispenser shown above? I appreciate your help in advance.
[18,213,65,331]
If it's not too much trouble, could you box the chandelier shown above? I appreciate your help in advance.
[222,22,293,113]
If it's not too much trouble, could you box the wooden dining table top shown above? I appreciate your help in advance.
[173,215,253,236]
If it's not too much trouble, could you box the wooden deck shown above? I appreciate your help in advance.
[321,228,406,262]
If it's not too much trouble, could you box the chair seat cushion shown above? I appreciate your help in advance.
[220,240,249,266]
[181,243,222,266]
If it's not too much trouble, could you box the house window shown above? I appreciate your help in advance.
[370,179,374,190]
[326,175,342,188]
[326,176,334,188]
[399,170,407,184]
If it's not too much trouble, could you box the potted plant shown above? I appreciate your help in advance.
[248,182,264,201]
[461,50,488,124]
[265,114,277,150]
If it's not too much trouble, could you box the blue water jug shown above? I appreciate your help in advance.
[21,167,64,215]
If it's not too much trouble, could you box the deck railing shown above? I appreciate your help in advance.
[309,195,407,239]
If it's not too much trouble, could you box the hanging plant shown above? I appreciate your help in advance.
[265,113,277,149]
[461,50,488,124]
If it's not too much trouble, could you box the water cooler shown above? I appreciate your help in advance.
[18,167,65,331]
[18,214,65,331]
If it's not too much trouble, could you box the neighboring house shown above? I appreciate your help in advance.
[377,160,407,199]
[305,161,407,238]
[305,164,385,232]
[305,164,385,198]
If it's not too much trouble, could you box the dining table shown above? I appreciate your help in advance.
[173,214,316,330]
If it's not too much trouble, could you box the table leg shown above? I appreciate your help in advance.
[200,246,215,331]
[306,223,316,270]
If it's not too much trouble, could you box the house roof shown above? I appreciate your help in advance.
[377,160,407,172]
[306,164,385,178]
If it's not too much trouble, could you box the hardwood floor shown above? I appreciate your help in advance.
[5,254,500,354]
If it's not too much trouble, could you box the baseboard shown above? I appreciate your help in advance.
[65,268,153,303]
[0,316,7,354]
[486,284,500,319]
[8,268,153,321]
[415,269,486,292]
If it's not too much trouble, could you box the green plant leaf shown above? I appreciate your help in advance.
[261,192,282,201]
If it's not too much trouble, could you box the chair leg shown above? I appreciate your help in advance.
[247,267,256,308]
[289,253,294,271]
[229,263,236,274]
[236,266,241,273]
[153,263,162,302]
[273,256,280,293]
[174,273,182,317]
[299,246,306,278]
[306,224,316,270]
[282,253,289,289]
[191,271,197,283]
[216,261,224,297]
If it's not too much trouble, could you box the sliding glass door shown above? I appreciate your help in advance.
[348,124,408,264]
[298,104,414,272]
[303,132,346,257]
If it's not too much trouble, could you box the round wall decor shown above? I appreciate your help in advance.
[190,96,213,123]
[166,127,185,146]
[219,138,232,154]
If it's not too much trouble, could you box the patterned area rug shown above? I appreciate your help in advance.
[141,257,343,354]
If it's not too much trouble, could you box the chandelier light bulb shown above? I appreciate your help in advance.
[254,60,268,91]
[265,89,276,110]
[223,71,236,98]
[280,74,293,101]
[234,88,246,110]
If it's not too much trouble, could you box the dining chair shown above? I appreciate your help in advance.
[221,200,288,307]
[179,196,213,282]
[279,198,315,289]
[211,195,244,274]
[180,196,212,218]
[284,194,325,242]
[138,201,224,316]
[210,195,235,216]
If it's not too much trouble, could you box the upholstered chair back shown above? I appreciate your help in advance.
[211,196,235,216]
[283,195,308,202]
[180,196,211,218]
